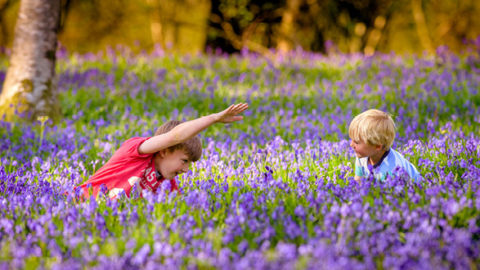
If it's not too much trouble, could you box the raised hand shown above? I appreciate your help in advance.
[214,103,249,123]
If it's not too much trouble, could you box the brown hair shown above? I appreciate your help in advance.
[154,120,202,161]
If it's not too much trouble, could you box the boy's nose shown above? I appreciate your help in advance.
[350,140,354,147]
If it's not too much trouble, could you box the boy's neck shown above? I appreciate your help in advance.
[368,149,388,166]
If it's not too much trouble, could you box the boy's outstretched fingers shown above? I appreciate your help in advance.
[230,103,249,113]
[216,103,249,123]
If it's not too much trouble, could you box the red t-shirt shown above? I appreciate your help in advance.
[78,137,178,199]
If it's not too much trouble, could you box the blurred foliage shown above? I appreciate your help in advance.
[0,0,479,54]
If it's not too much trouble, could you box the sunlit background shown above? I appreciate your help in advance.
[0,0,479,55]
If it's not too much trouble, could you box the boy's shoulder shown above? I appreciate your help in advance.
[115,137,152,158]
[384,148,419,172]
[123,136,150,145]
[386,148,410,163]
[119,137,152,149]
[386,148,421,180]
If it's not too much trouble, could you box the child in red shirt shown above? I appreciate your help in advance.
[77,103,249,200]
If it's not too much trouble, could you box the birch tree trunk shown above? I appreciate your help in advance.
[0,0,61,122]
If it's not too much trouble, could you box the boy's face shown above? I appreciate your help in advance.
[154,149,191,180]
[350,138,382,158]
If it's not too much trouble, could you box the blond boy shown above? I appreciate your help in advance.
[349,109,420,183]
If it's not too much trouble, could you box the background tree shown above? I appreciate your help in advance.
[0,0,61,121]
[208,0,281,55]
[277,0,301,52]
[0,0,12,53]
[411,0,434,54]
[145,0,211,54]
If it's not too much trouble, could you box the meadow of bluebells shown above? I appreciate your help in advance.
[1,42,480,269]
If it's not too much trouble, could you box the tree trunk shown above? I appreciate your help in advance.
[364,16,387,56]
[411,0,434,54]
[277,0,302,53]
[0,0,61,122]
[146,0,166,49]
[146,0,210,54]
[0,0,11,51]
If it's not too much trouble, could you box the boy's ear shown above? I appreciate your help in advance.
[156,150,166,158]
[375,144,383,151]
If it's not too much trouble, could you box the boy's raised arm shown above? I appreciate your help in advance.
[138,103,248,154]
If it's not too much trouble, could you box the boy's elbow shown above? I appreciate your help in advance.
[167,130,183,145]
[139,133,180,154]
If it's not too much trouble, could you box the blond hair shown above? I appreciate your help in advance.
[348,109,396,149]
[154,120,202,161]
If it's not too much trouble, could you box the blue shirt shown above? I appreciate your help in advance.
[354,148,421,182]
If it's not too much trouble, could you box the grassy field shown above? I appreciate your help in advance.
[0,46,479,269]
